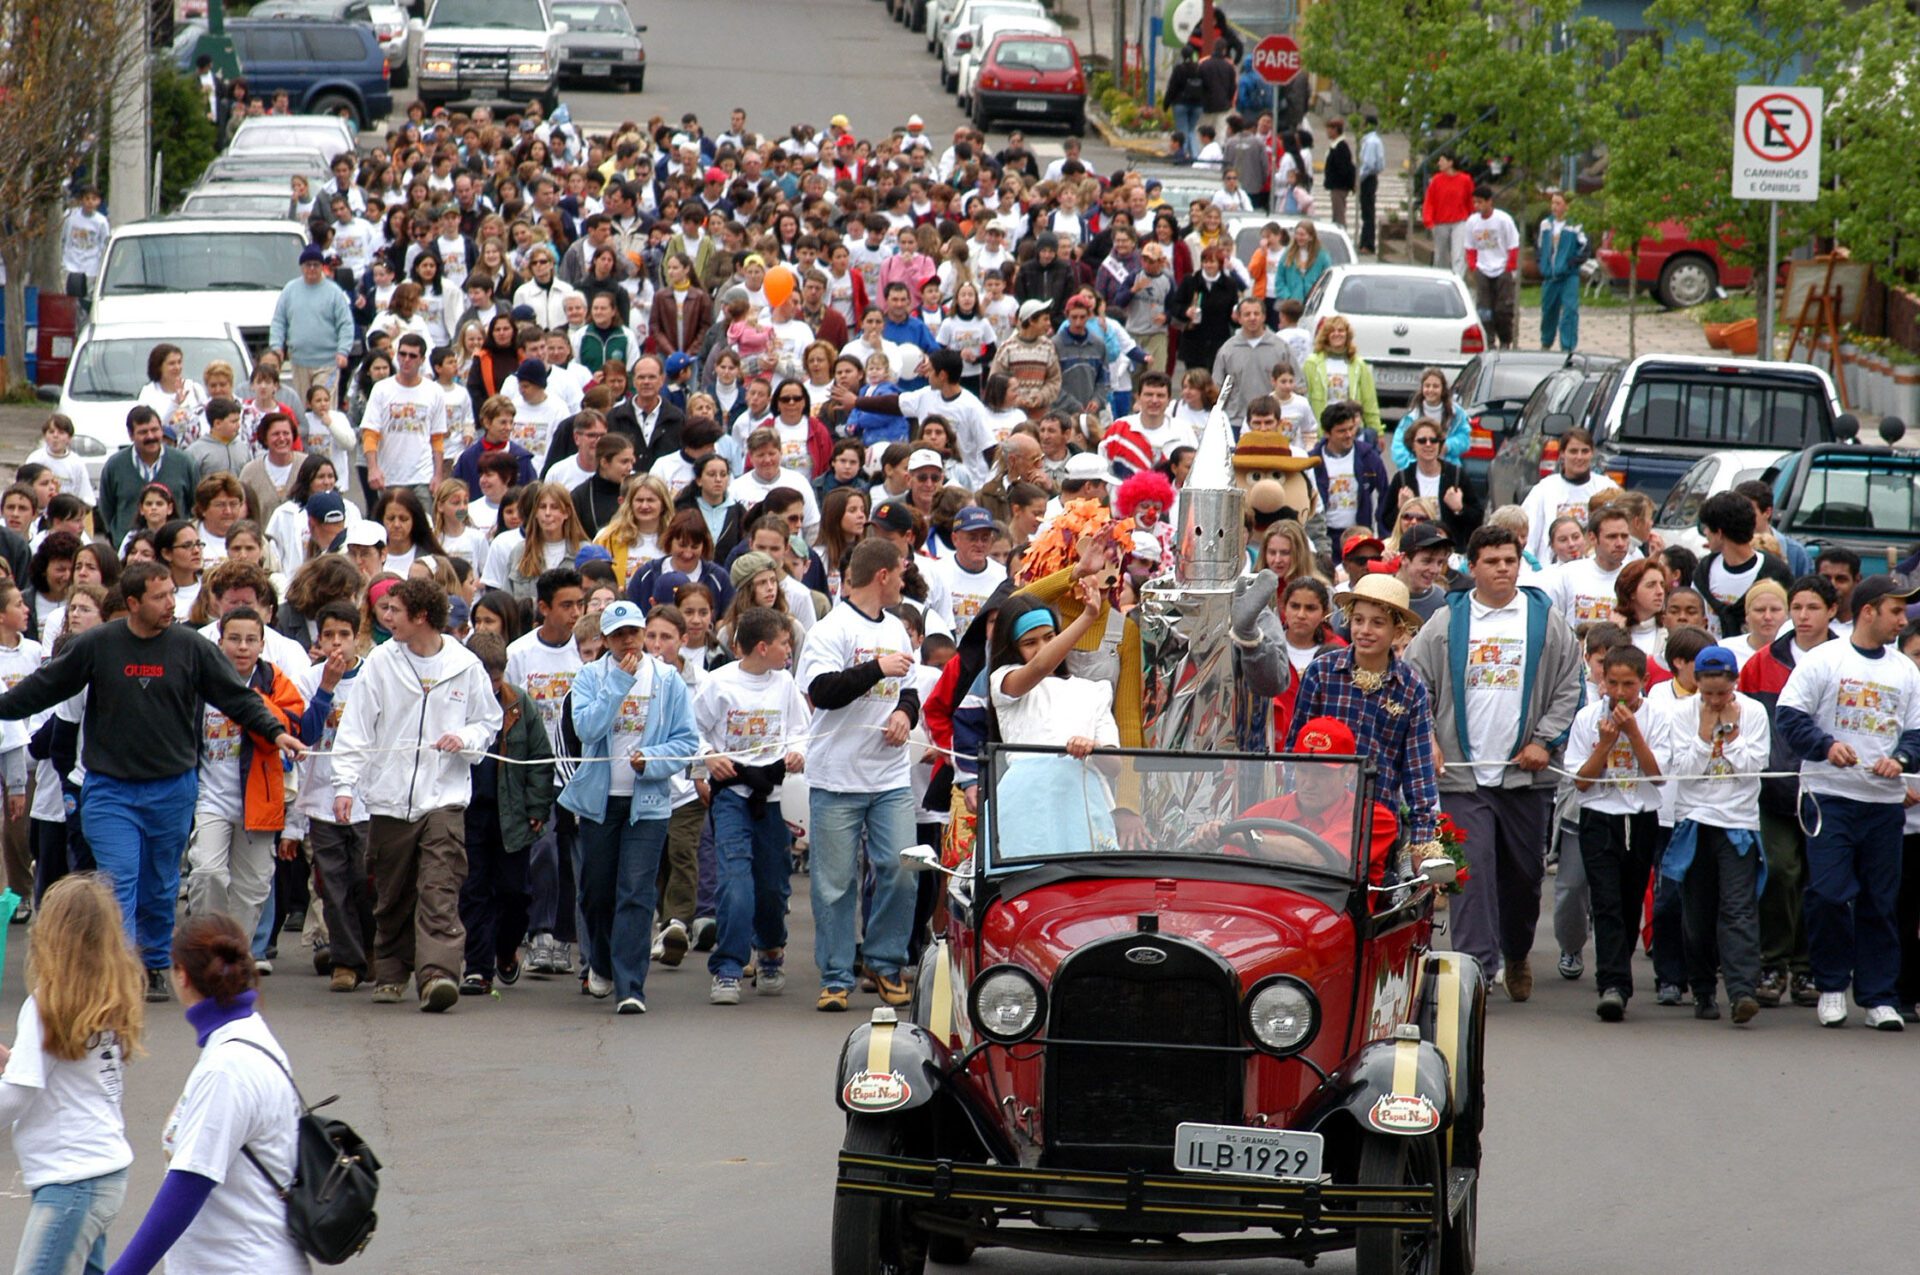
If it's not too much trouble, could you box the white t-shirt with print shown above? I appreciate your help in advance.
[1545,556,1624,629]
[364,376,448,487]
[1779,638,1920,805]
[926,555,1007,640]
[1321,448,1359,530]
[506,630,583,754]
[2,995,133,1189]
[1463,593,1529,785]
[794,601,914,792]
[1519,471,1617,562]
[1565,695,1671,816]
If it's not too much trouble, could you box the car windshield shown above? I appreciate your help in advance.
[994,38,1071,70]
[429,0,547,28]
[982,746,1369,880]
[230,123,347,156]
[553,2,629,30]
[99,233,300,295]
[1783,452,1920,537]
[1233,225,1352,267]
[1617,371,1831,449]
[182,194,296,217]
[1332,276,1467,319]
[68,337,240,401]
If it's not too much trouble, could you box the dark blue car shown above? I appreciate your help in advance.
[174,19,392,130]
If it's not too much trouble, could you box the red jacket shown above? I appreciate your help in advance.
[1422,171,1475,228]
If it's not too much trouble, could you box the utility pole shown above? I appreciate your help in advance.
[110,0,151,219]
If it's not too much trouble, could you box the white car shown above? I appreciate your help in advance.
[90,218,308,359]
[1298,263,1484,405]
[54,321,254,486]
[954,11,1062,109]
[227,114,357,162]
[1222,212,1357,271]
[178,184,300,219]
[1651,448,1794,560]
[938,0,1043,91]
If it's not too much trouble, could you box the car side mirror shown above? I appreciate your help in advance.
[1417,857,1457,888]
[1542,413,1573,438]
[900,844,948,874]
[408,17,424,35]
[636,22,648,30]
[35,385,59,403]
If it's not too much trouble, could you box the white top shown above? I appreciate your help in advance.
[1519,472,1618,562]
[1463,209,1521,278]
[505,394,570,471]
[1275,396,1317,453]
[729,468,821,540]
[545,455,596,492]
[1462,592,1529,786]
[989,666,1120,749]
[329,636,502,819]
[2,995,132,1189]
[694,662,810,768]
[1666,691,1771,830]
[198,701,247,822]
[505,629,583,753]
[897,386,995,474]
[602,654,655,798]
[1321,448,1358,530]
[1123,414,1200,465]
[363,376,448,487]
[1778,638,1920,804]
[24,446,95,505]
[925,556,1007,640]
[1544,556,1624,629]
[0,635,43,752]
[1566,695,1671,815]
[794,601,914,792]
[160,1013,308,1275]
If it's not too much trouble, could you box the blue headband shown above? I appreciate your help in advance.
[1010,608,1057,642]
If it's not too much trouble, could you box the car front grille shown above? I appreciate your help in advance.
[460,51,510,73]
[1043,939,1242,1167]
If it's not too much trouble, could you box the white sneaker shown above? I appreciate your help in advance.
[585,969,614,999]
[1864,1005,1905,1032]
[256,959,274,976]
[615,997,646,1015]
[1816,991,1848,1027]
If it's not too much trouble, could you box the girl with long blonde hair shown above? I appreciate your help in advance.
[497,482,586,601]
[594,474,672,586]
[2,875,144,1274]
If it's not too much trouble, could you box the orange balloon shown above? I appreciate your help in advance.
[764,264,797,308]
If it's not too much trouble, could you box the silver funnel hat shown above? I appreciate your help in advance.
[1171,376,1243,587]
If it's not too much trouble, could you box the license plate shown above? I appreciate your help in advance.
[1375,366,1423,386]
[583,63,611,75]
[1174,1122,1323,1181]
[1014,98,1050,112]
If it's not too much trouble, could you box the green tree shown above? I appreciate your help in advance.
[1814,0,1920,281]
[152,64,218,210]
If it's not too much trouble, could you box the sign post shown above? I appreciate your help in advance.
[1252,33,1302,176]
[1732,85,1823,361]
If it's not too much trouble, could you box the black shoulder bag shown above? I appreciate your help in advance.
[232,1038,382,1265]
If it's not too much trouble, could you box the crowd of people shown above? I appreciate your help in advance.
[1,91,1917,1273]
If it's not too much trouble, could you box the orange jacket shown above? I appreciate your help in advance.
[234,661,308,833]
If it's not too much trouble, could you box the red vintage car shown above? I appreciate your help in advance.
[1597,221,1754,310]
[831,746,1489,1274]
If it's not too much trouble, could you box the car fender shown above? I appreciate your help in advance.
[835,1013,948,1117]
[1413,952,1486,1167]
[1298,1034,1454,1143]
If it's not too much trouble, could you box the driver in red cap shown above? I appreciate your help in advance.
[1233,715,1399,892]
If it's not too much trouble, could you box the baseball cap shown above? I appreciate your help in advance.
[343,522,386,548]
[704,166,726,183]
[1293,715,1358,755]
[1062,453,1121,486]
[1848,575,1920,615]
[1016,298,1051,325]
[1129,529,1163,560]
[575,543,613,567]
[830,113,850,129]
[871,500,915,533]
[515,358,549,388]
[1692,645,1740,677]
[907,114,925,130]
[449,596,471,629]
[599,600,646,634]
[299,245,327,265]
[836,134,857,148]
[1402,522,1455,554]
[1342,529,1385,559]
[306,490,347,525]
[908,448,945,472]
[664,351,696,375]
[953,505,995,534]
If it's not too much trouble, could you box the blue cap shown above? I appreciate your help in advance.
[306,490,347,524]
[665,351,696,375]
[952,505,995,534]
[1693,645,1740,677]
[514,358,549,388]
[599,599,646,634]
[650,570,695,606]
[449,596,470,629]
[575,542,613,567]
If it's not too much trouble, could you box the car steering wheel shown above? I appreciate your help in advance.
[1208,818,1347,870]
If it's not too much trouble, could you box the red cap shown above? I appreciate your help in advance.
[704,167,726,183]
[1294,716,1357,755]
[1341,530,1385,558]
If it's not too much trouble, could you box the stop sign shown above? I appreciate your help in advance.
[1253,34,1302,85]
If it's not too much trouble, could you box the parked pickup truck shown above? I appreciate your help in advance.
[1568,354,1843,504]
[415,0,562,111]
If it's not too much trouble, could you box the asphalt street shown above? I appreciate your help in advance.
[2,872,1919,1273]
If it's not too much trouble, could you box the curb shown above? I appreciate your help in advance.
[1088,105,1166,156]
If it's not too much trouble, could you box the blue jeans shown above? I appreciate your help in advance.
[577,798,669,1001]
[1805,795,1904,1006]
[1539,274,1580,350]
[708,789,792,980]
[810,786,916,990]
[14,1167,126,1275]
[1172,104,1203,155]
[81,772,197,969]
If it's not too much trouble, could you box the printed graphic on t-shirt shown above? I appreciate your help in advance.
[855,644,903,700]
[1706,737,1735,777]
[1569,591,1614,624]
[322,698,346,749]
[615,690,651,736]
[1604,735,1639,780]
[1328,474,1357,511]
[1466,636,1524,690]
[1555,501,1590,526]
[1836,677,1901,741]
[382,399,430,436]
[723,707,779,755]
[204,707,241,763]
[523,670,574,727]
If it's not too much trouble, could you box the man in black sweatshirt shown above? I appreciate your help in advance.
[0,562,307,999]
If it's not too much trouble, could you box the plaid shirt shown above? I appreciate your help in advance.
[1286,646,1441,844]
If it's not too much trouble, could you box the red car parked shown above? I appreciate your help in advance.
[830,746,1488,1274]
[971,33,1087,136]
[1597,221,1753,310]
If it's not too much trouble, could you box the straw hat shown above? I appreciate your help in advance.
[1333,573,1423,631]
[1232,428,1320,474]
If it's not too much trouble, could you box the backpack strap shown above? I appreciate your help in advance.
[228,1037,310,1200]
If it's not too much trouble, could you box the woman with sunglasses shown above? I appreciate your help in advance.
[766,377,833,483]
[1389,367,1473,470]
[1385,417,1481,545]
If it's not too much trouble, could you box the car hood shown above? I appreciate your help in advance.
[92,292,280,331]
[559,31,636,49]
[422,26,554,47]
[979,875,1352,985]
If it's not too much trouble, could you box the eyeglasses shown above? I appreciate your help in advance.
[1401,514,1429,525]
[1414,436,1440,446]
[395,350,423,360]
[776,394,806,404]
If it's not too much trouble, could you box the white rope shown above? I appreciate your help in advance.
[305,722,977,769]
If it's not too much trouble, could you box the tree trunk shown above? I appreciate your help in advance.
[2,257,26,392]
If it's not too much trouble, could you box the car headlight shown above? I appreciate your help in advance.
[968,964,1045,1044]
[1245,976,1318,1055]
[70,435,108,457]
[423,57,454,73]
[513,56,548,75]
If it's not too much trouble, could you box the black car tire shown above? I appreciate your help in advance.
[925,1235,975,1265]
[391,57,409,88]
[627,66,645,92]
[1655,253,1716,310]
[832,1116,929,1275]
[1352,1133,1442,1275]
[1440,1170,1477,1275]
[971,97,989,132]
[308,93,362,132]
[1069,107,1086,138]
